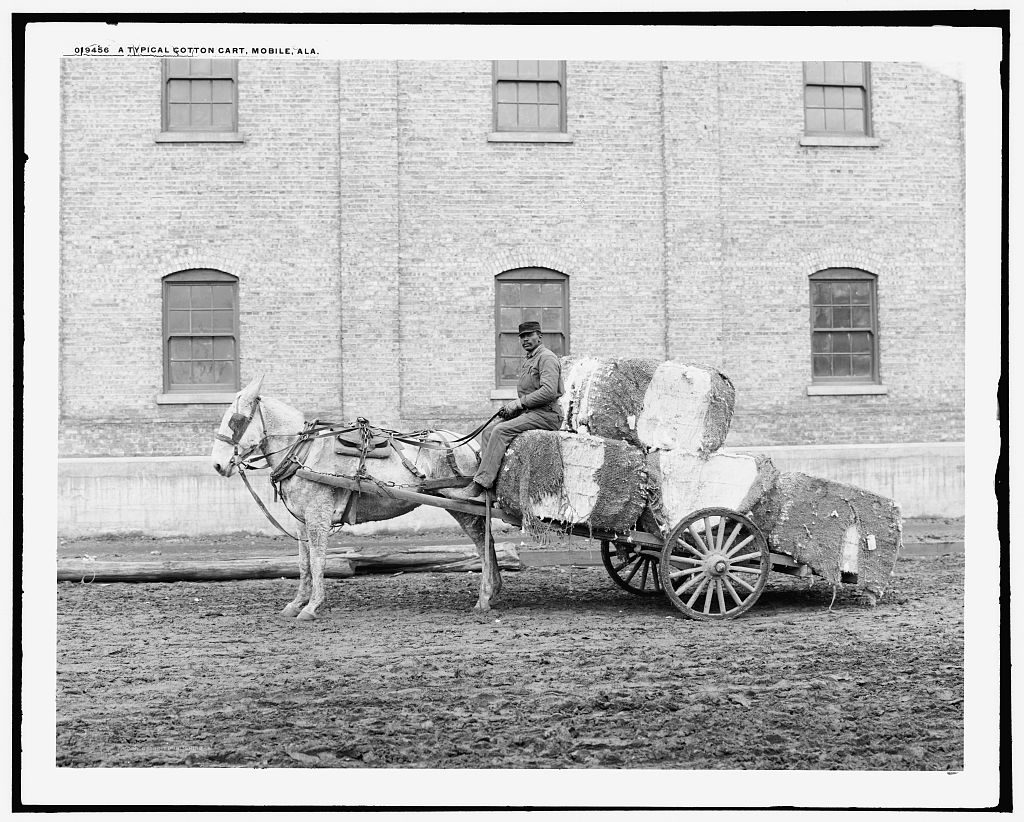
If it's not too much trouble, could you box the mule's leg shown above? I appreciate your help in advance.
[297,506,333,621]
[281,524,312,617]
[448,509,503,611]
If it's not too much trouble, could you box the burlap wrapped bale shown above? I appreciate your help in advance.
[749,471,903,603]
[495,430,651,536]
[644,450,779,533]
[560,356,735,455]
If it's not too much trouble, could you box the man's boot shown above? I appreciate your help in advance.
[450,481,487,501]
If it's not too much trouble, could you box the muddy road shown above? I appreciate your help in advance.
[56,552,963,771]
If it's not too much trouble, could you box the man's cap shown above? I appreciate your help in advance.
[518,321,542,336]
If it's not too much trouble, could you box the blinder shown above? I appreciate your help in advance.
[216,397,261,448]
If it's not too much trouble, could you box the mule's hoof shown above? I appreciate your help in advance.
[296,608,317,621]
[474,600,491,613]
[281,604,302,618]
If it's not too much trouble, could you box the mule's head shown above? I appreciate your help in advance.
[212,374,265,477]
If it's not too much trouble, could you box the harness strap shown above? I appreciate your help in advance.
[239,466,301,540]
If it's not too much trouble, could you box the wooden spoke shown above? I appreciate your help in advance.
[660,508,770,621]
[601,540,664,598]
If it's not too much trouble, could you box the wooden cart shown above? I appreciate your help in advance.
[295,470,812,621]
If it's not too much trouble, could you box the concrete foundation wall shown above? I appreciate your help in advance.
[56,442,963,538]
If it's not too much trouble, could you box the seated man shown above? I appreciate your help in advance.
[452,321,564,501]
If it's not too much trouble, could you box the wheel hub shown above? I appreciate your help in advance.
[705,553,729,577]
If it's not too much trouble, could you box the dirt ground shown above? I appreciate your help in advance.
[56,541,963,771]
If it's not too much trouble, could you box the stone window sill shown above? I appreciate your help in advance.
[800,135,880,148]
[155,131,246,144]
[806,384,888,396]
[490,387,518,400]
[488,132,575,144]
[157,392,236,405]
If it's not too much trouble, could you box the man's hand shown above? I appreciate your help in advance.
[499,400,521,419]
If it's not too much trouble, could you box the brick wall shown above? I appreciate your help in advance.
[59,59,965,458]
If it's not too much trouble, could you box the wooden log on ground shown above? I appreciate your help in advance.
[559,356,735,455]
[495,430,651,537]
[748,471,903,603]
[57,543,525,583]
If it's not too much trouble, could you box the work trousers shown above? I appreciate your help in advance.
[473,407,562,489]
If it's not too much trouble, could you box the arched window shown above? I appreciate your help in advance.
[495,268,569,387]
[162,269,239,393]
[810,268,879,383]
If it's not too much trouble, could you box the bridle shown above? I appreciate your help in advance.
[215,395,269,470]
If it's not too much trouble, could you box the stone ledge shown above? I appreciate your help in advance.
[806,384,888,396]
[800,135,881,148]
[156,393,236,405]
[487,132,575,144]
[155,131,245,143]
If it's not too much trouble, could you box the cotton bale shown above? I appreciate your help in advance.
[494,430,651,536]
[749,471,903,603]
[644,450,779,533]
[560,356,735,455]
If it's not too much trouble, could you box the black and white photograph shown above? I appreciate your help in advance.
[16,7,1008,813]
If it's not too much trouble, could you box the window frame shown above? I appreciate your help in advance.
[494,268,569,389]
[492,60,567,134]
[159,58,242,142]
[162,269,240,395]
[808,268,879,385]
[802,61,873,138]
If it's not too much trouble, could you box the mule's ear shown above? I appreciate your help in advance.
[241,374,265,399]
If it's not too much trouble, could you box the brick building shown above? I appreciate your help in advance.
[57,59,965,535]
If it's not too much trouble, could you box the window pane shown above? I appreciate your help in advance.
[844,62,865,85]
[824,86,844,108]
[844,109,865,133]
[843,87,864,109]
[521,283,544,306]
[804,62,825,84]
[214,337,235,359]
[496,60,518,77]
[832,333,851,354]
[522,307,542,324]
[852,355,873,376]
[192,311,212,333]
[811,282,830,304]
[167,285,190,309]
[811,333,830,354]
[211,59,235,75]
[191,80,212,103]
[824,109,845,131]
[812,354,832,377]
[538,60,560,80]
[190,59,212,75]
[167,79,191,103]
[540,283,563,305]
[497,103,518,129]
[193,359,217,383]
[214,360,236,384]
[170,361,192,385]
[851,282,871,301]
[168,104,191,128]
[500,334,522,356]
[191,104,212,127]
[539,83,561,104]
[211,285,233,308]
[832,282,850,302]
[538,105,560,130]
[851,332,872,353]
[169,337,191,360]
[813,306,831,328]
[499,307,522,331]
[852,306,872,327]
[212,80,234,103]
[499,282,521,305]
[192,337,213,359]
[542,307,563,331]
[518,105,538,129]
[518,82,538,103]
[804,86,824,107]
[212,104,233,127]
[833,356,852,377]
[213,310,233,331]
[168,310,190,333]
[166,58,192,77]
[496,81,517,103]
[547,334,565,355]
[191,285,213,307]
[805,109,826,132]
[824,62,844,84]
[832,307,852,328]
[517,60,538,79]
[500,357,520,381]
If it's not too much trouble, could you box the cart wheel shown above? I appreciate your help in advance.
[601,540,664,597]
[659,507,769,620]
